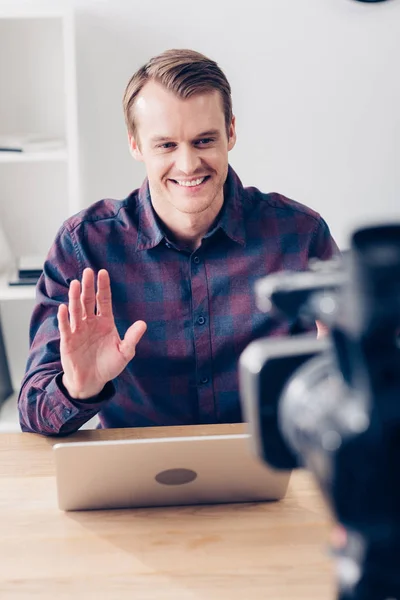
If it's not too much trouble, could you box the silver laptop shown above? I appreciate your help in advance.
[53,433,291,511]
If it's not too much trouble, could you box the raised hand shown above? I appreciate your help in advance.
[57,268,147,399]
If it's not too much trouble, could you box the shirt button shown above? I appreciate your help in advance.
[193,256,200,264]
[165,242,171,249]
[197,316,206,325]
[201,376,209,385]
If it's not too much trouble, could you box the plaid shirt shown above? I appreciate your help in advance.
[18,166,338,435]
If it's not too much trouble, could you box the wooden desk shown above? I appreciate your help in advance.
[0,424,335,599]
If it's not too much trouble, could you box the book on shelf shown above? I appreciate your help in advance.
[8,255,45,287]
[0,134,65,153]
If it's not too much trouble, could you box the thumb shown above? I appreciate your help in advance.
[120,320,147,361]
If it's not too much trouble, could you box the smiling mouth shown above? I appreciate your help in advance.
[169,176,210,188]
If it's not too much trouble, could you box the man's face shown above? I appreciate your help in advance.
[129,81,236,219]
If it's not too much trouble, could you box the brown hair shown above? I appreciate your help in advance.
[122,49,232,140]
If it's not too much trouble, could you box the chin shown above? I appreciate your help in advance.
[171,200,212,215]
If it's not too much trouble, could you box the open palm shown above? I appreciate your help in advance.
[58,268,147,399]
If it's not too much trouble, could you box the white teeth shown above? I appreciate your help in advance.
[175,177,205,187]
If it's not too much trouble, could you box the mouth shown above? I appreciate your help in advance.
[168,175,211,190]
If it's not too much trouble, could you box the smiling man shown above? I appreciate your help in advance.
[127,78,235,251]
[18,49,338,435]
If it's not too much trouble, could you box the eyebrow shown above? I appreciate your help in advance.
[195,130,220,138]
[150,130,221,144]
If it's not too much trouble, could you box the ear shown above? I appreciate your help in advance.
[128,134,143,162]
[227,115,237,152]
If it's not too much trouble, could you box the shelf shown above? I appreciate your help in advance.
[0,6,68,20]
[0,277,36,301]
[0,150,68,163]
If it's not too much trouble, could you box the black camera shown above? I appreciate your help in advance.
[239,224,400,600]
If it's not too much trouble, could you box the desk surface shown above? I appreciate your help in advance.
[0,423,335,599]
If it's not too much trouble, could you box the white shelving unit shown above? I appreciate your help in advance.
[0,276,36,302]
[0,150,69,163]
[0,4,80,400]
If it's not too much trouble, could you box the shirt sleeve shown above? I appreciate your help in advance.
[309,216,340,261]
[290,215,340,336]
[18,224,115,436]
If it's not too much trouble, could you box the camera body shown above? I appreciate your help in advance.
[239,225,400,600]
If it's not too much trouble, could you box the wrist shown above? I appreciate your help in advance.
[61,374,105,400]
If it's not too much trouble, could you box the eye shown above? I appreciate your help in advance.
[195,138,215,146]
[158,142,176,149]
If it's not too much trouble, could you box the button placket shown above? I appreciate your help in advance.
[190,255,215,421]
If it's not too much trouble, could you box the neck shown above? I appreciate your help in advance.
[151,191,224,251]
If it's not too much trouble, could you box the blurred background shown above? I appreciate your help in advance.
[0,0,399,428]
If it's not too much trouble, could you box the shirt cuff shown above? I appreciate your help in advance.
[45,373,116,432]
[56,372,116,408]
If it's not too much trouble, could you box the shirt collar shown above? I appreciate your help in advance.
[136,180,164,251]
[135,165,246,252]
[214,165,246,246]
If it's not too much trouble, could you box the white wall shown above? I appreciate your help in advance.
[4,0,400,248]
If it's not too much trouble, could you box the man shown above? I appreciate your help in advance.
[18,49,337,435]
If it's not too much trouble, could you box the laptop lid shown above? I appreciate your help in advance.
[53,433,291,511]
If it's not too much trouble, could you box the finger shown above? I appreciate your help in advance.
[96,269,113,318]
[81,268,96,319]
[120,320,147,361]
[57,304,71,342]
[316,320,329,339]
[330,525,348,551]
[68,279,83,332]
[329,524,348,559]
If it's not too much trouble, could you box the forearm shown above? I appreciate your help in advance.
[18,369,115,436]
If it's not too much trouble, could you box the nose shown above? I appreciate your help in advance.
[174,144,201,175]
